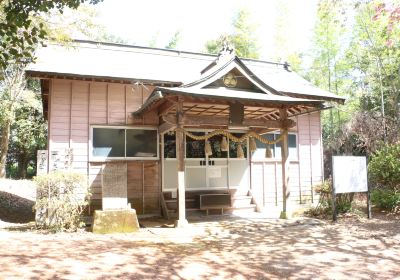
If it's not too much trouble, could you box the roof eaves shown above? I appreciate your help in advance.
[26,70,182,85]
[157,87,324,106]
[282,91,346,105]
[132,89,164,116]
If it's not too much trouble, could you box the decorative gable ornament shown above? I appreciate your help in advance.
[217,39,235,64]
[223,73,237,87]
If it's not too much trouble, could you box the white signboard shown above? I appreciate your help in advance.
[332,156,368,194]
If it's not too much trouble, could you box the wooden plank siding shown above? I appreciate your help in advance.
[48,78,324,215]
[48,79,159,215]
[250,112,323,210]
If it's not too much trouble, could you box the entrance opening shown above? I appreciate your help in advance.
[162,130,250,193]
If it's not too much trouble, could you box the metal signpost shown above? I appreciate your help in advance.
[332,156,371,221]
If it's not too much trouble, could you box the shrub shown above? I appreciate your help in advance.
[371,188,400,212]
[306,178,353,217]
[368,143,400,191]
[34,171,90,232]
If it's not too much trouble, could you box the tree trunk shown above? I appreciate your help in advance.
[0,119,11,178]
[17,155,29,179]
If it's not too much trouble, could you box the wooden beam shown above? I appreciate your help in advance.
[157,99,176,116]
[279,108,290,219]
[174,99,188,228]
[162,114,295,129]
[158,122,176,134]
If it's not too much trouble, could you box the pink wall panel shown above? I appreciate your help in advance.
[48,79,156,201]
[108,83,126,124]
[251,111,323,208]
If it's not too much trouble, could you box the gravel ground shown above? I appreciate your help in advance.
[0,212,399,280]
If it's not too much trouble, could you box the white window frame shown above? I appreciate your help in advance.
[251,131,299,162]
[89,125,159,162]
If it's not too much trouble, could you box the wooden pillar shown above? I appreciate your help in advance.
[175,99,188,227]
[280,108,290,219]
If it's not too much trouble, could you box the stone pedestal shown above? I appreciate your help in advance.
[92,208,140,234]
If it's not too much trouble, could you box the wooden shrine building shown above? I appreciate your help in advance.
[27,40,344,224]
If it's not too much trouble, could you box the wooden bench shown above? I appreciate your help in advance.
[199,193,232,215]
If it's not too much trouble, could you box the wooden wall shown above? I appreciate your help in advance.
[48,78,324,215]
[48,79,159,215]
[250,112,323,210]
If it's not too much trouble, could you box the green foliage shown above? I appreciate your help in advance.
[34,172,90,232]
[371,188,400,212]
[7,87,47,178]
[306,179,353,217]
[0,0,103,69]
[165,30,181,49]
[297,0,400,178]
[205,8,259,59]
[368,143,400,190]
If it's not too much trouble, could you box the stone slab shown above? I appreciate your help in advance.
[92,209,140,234]
[102,162,127,210]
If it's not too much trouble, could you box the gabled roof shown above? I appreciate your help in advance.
[26,40,345,104]
[181,55,281,96]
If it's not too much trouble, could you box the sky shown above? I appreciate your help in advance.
[91,0,319,61]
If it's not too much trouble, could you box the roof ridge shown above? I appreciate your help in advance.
[71,39,287,67]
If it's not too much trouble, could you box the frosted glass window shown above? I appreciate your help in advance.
[126,129,157,157]
[92,128,125,157]
[275,134,297,159]
[252,133,297,160]
[252,133,274,159]
[92,127,158,159]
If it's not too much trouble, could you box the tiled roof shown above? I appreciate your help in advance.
[27,40,344,103]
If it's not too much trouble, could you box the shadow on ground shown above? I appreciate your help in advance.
[0,214,399,279]
[0,191,35,223]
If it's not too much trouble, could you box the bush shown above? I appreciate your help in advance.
[34,171,90,232]
[371,188,400,212]
[306,178,353,217]
[368,143,400,191]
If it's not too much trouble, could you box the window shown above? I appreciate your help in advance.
[92,128,125,157]
[91,126,158,160]
[163,132,176,158]
[252,133,297,160]
[229,133,247,159]
[186,132,205,158]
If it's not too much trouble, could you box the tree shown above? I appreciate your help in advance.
[0,0,103,69]
[0,1,103,178]
[296,0,400,178]
[7,82,47,178]
[166,30,181,49]
[0,64,26,177]
[205,8,260,59]
[305,0,351,152]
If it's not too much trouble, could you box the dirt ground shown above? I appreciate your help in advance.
[0,212,399,280]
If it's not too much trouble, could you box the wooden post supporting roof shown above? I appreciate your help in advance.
[174,99,188,227]
[279,108,290,219]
